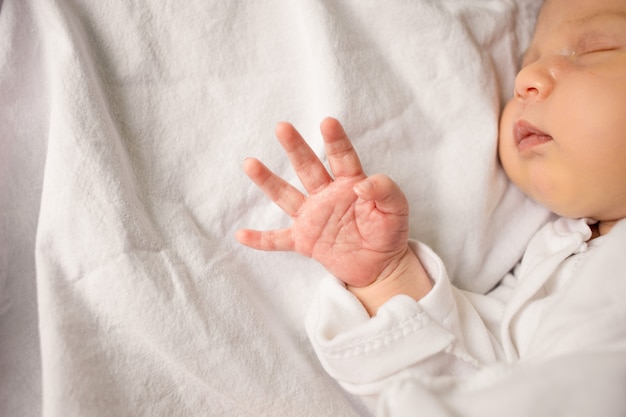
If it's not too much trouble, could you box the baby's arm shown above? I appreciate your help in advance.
[236,118,432,315]
[345,239,430,316]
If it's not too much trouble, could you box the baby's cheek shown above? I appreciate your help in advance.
[497,102,516,159]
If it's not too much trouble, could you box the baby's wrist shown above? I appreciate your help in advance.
[347,248,432,316]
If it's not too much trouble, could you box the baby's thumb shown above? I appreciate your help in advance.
[354,174,409,216]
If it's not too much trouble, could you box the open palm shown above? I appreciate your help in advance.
[236,118,410,288]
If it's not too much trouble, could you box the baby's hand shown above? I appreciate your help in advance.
[236,118,431,312]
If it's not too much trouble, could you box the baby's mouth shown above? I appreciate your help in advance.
[514,120,553,153]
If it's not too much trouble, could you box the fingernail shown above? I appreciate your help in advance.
[354,179,372,194]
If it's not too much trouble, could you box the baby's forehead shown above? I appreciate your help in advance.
[537,0,626,25]
[532,2,626,43]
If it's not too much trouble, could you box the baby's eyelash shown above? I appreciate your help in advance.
[581,45,617,54]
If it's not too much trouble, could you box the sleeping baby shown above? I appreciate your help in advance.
[237,0,626,414]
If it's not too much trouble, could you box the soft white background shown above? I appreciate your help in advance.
[0,1,546,415]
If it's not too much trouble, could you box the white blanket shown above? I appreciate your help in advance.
[0,0,549,415]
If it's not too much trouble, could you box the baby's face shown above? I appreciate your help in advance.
[498,0,626,224]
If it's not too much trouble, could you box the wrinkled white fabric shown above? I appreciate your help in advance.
[306,218,626,416]
[0,0,547,415]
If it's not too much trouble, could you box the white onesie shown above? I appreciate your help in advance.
[305,217,626,416]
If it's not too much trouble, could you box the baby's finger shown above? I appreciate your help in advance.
[320,117,365,179]
[353,174,409,217]
[275,122,333,194]
[243,158,305,217]
[235,228,294,252]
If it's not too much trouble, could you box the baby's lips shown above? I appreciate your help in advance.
[514,119,552,145]
[514,119,553,153]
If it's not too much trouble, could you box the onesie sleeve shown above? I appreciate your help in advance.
[305,241,503,399]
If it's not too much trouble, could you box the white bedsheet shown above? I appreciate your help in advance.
[0,0,549,415]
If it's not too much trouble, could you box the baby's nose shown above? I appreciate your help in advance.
[514,59,555,102]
